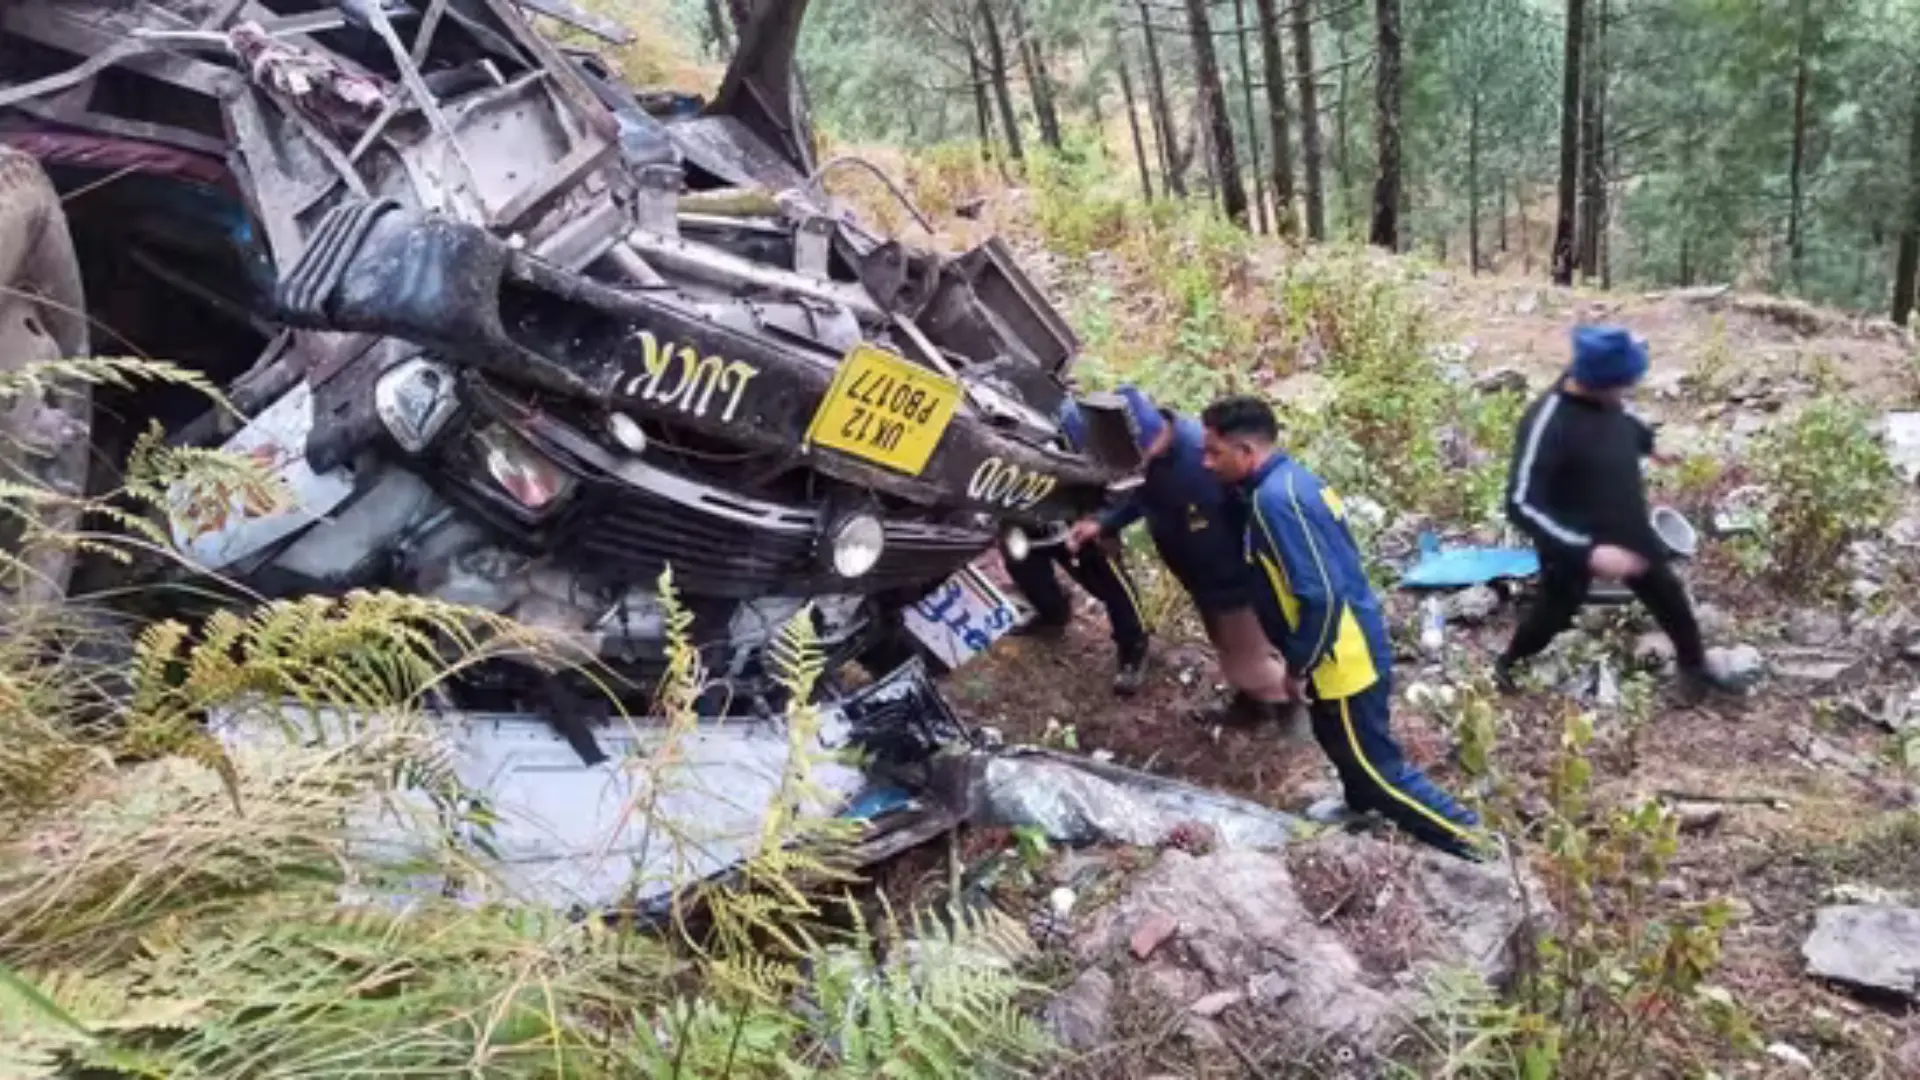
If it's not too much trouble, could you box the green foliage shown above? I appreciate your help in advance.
[1738,400,1898,594]
[1272,254,1514,523]
[1436,703,1760,1078]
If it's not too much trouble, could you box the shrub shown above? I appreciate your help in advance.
[1424,700,1759,1078]
[1740,400,1898,595]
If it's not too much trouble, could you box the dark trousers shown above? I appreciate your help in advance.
[1002,541,1148,662]
[1310,677,1482,858]
[1503,553,1705,671]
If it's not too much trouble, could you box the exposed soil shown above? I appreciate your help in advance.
[925,271,1920,1074]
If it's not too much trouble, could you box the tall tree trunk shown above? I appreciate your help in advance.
[703,0,732,57]
[1577,0,1606,281]
[1118,40,1156,199]
[1012,1,1063,151]
[1289,0,1326,240]
[1082,41,1107,153]
[1253,0,1298,235]
[1186,0,1247,225]
[969,45,997,164]
[1497,177,1508,253]
[1368,0,1402,249]
[1893,80,1920,324]
[978,0,1026,164]
[1519,180,1532,274]
[1234,0,1271,233]
[1468,91,1481,274]
[1787,0,1812,283]
[1139,2,1186,197]
[1552,0,1585,286]
[1335,23,1354,230]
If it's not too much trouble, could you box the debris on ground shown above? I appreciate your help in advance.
[1887,412,1920,484]
[1059,840,1538,1052]
[1803,905,1920,1002]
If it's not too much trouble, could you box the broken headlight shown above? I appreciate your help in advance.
[825,511,885,579]
[375,358,460,452]
[475,424,575,512]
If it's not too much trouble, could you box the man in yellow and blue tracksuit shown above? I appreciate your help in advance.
[1200,395,1483,859]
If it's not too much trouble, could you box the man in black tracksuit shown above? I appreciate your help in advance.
[1497,326,1740,704]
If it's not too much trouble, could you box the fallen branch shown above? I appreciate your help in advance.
[1654,788,1791,808]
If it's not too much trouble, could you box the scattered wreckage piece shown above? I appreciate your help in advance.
[210,658,973,912]
[952,747,1305,850]
[0,0,1136,711]
[210,664,1317,915]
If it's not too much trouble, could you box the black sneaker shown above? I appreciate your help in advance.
[1493,657,1522,696]
[1113,651,1150,697]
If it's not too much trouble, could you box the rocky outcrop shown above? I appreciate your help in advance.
[1056,838,1538,1056]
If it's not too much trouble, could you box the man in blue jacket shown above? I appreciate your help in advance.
[1000,396,1152,696]
[1201,395,1484,859]
[1064,386,1295,725]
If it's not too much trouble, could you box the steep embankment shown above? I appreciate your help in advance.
[902,160,1920,1076]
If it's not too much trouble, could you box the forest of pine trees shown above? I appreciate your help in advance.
[675,0,1920,322]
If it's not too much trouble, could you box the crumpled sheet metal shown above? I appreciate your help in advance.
[972,749,1304,850]
[213,703,866,911]
[208,660,956,912]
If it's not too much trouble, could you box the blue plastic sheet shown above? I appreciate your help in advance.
[1399,533,1539,590]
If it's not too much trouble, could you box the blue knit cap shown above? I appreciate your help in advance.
[1114,385,1168,453]
[1570,326,1650,390]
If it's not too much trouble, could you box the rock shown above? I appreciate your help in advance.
[1247,970,1294,1005]
[1787,610,1847,647]
[1071,842,1539,1051]
[1706,645,1765,688]
[1793,730,1872,778]
[1849,579,1884,607]
[1694,602,1735,639]
[1046,969,1115,1050]
[1886,411,1920,484]
[1890,513,1920,550]
[1656,877,1692,900]
[1632,632,1677,671]
[1130,913,1179,960]
[1188,990,1244,1018]
[1513,290,1540,316]
[1443,585,1502,625]
[1672,802,1726,834]
[1473,367,1529,395]
[1712,485,1768,537]
[1050,887,1078,918]
[1845,540,1891,581]
[1827,883,1911,906]
[1803,905,1920,1000]
[1305,796,1356,825]
[1770,648,1865,689]
[1766,1042,1816,1071]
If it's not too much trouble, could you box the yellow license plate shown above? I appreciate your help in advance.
[805,344,962,476]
